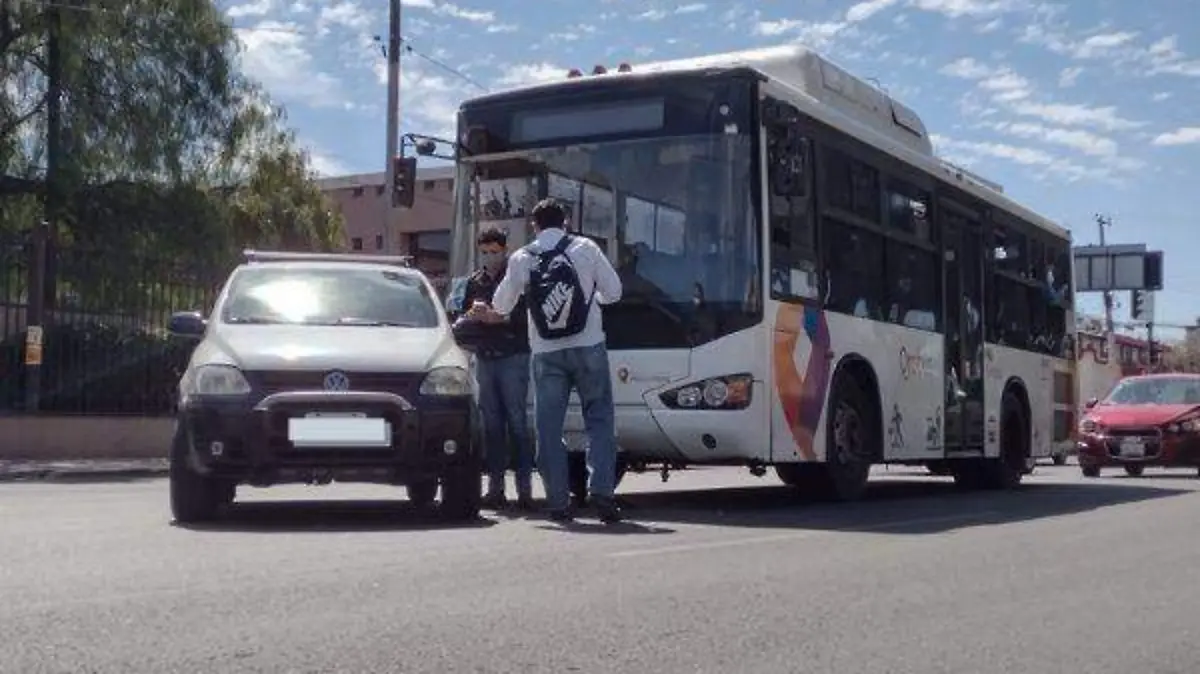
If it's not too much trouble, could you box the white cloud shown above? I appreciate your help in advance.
[1151,127,1200,147]
[1058,66,1082,87]
[403,0,494,23]
[487,24,518,33]
[675,3,708,14]
[235,22,342,107]
[494,62,568,88]
[437,4,494,22]
[990,121,1118,157]
[752,19,849,49]
[227,0,275,18]
[317,1,373,36]
[939,56,1142,132]
[637,9,668,21]
[1151,91,1172,102]
[908,0,1020,18]
[846,0,900,22]
[940,57,992,79]
[1008,101,1142,132]
[307,148,350,177]
[930,134,1119,184]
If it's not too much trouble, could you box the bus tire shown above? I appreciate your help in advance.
[819,373,874,501]
[979,390,1027,490]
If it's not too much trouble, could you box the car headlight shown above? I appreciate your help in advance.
[660,374,753,410]
[420,366,471,396]
[1168,415,1200,433]
[184,364,251,397]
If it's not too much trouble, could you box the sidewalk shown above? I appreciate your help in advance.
[0,459,168,482]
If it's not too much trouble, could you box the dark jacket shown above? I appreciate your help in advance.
[459,265,529,359]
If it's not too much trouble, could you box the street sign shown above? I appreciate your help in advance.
[1073,245,1163,292]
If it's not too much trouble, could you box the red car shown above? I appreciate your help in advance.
[1077,373,1200,478]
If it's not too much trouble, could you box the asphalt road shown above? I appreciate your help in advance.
[3,463,1199,674]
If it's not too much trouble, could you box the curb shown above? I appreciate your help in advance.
[0,461,169,483]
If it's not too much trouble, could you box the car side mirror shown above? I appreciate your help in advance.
[168,310,206,338]
[1084,397,1099,410]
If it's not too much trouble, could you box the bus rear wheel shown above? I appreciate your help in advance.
[818,374,875,502]
[980,390,1027,490]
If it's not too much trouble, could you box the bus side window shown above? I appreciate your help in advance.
[764,98,818,302]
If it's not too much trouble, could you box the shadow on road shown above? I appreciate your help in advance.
[174,500,498,533]
[616,479,1193,535]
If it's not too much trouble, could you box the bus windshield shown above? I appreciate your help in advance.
[452,133,762,349]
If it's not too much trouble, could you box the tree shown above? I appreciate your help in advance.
[2,0,253,193]
[1,0,343,252]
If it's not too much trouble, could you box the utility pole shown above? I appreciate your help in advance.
[1095,213,1114,335]
[25,0,64,411]
[382,0,402,254]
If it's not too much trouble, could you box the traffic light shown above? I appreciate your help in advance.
[1130,289,1146,321]
[392,155,417,208]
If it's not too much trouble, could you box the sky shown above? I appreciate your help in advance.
[218,0,1200,336]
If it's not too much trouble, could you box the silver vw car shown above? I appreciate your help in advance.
[166,250,479,523]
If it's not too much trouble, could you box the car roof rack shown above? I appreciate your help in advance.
[242,249,414,266]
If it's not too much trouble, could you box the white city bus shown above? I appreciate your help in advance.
[445,44,1077,502]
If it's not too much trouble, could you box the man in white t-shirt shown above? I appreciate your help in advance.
[469,198,624,524]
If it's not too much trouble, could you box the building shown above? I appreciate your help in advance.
[1076,329,1172,406]
[317,165,455,285]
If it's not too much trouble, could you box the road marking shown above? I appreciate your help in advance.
[606,512,1000,559]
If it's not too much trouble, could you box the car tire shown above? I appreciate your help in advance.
[406,479,438,508]
[169,424,228,524]
[568,452,628,507]
[818,374,874,502]
[440,456,482,521]
[1123,464,1145,478]
[1081,464,1101,478]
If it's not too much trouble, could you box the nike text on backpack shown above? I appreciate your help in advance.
[525,235,593,340]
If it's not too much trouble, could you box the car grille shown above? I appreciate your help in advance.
[248,371,423,397]
[1103,427,1162,458]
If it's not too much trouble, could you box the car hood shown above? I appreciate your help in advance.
[195,324,467,372]
[1088,404,1199,428]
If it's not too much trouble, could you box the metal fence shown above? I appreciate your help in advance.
[1,226,230,416]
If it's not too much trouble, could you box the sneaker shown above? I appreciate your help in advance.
[544,507,573,523]
[593,498,622,525]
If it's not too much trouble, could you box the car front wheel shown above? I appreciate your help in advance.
[169,425,232,524]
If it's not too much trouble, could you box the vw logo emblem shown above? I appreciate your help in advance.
[616,366,630,383]
[323,371,350,391]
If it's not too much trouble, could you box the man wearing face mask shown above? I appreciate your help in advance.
[459,227,534,510]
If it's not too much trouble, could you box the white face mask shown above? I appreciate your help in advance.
[479,250,505,273]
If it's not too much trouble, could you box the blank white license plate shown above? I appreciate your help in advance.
[1119,438,1145,458]
[288,417,390,448]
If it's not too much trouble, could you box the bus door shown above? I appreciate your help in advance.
[941,200,986,455]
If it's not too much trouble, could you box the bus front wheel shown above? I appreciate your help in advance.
[819,374,875,502]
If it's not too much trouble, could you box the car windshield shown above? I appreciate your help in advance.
[219,266,440,328]
[1104,377,1200,405]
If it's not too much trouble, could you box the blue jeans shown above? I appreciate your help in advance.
[532,342,617,510]
[476,353,534,497]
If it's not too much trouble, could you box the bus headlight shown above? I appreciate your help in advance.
[660,374,753,410]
